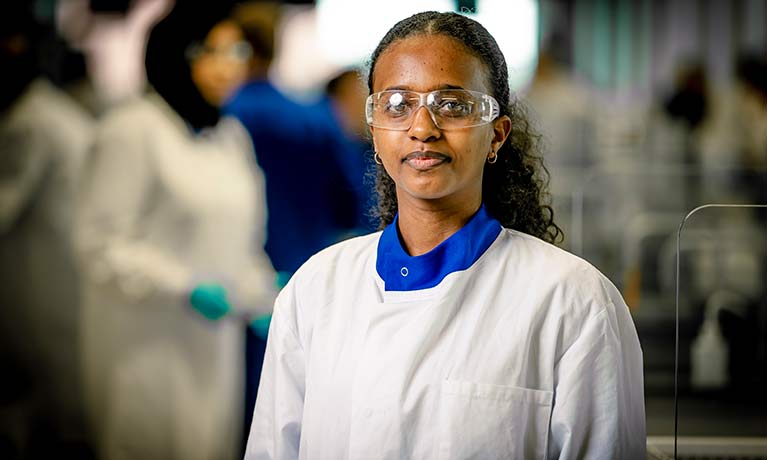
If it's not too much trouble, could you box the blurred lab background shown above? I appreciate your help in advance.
[0,0,765,459]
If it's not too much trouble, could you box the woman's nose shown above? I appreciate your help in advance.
[408,106,441,141]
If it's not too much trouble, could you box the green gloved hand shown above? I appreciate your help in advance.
[189,283,231,321]
[275,271,292,289]
[250,314,272,339]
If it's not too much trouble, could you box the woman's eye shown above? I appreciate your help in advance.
[383,99,411,117]
[436,99,472,117]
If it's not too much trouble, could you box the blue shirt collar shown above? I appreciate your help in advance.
[376,204,502,291]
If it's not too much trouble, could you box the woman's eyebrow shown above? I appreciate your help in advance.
[382,83,467,92]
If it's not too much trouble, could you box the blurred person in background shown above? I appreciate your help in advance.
[319,68,378,233]
[226,2,358,278]
[732,55,767,208]
[659,60,710,168]
[524,44,596,244]
[224,2,360,445]
[56,0,173,114]
[680,52,767,235]
[700,54,767,207]
[643,59,711,208]
[0,2,94,457]
[75,2,276,459]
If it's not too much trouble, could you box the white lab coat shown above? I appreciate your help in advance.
[247,225,646,459]
[76,93,276,460]
[0,78,93,438]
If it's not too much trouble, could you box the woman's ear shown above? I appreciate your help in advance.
[491,115,512,152]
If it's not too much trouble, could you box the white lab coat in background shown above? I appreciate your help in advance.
[247,229,646,459]
[77,93,276,460]
[0,78,93,439]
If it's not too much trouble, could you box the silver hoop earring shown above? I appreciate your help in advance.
[487,151,498,164]
[374,152,383,165]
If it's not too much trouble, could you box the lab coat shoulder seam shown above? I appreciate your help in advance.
[272,286,305,353]
[553,306,610,368]
[287,232,380,339]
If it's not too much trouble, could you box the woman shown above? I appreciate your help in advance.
[246,11,645,460]
[77,4,275,459]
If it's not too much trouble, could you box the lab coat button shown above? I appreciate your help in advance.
[400,267,408,277]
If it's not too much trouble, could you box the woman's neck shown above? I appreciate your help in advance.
[395,197,481,256]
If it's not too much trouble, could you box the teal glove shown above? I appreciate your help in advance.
[189,283,231,321]
[275,271,292,289]
[250,314,272,339]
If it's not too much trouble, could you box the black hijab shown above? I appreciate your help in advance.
[145,1,235,131]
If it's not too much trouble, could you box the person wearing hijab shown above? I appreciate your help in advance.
[76,3,276,459]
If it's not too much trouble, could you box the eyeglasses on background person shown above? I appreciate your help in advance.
[365,89,500,131]
[185,40,253,63]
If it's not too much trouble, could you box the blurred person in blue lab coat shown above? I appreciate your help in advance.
[75,3,276,459]
[225,3,359,278]
[224,3,362,446]
[0,2,94,457]
[318,68,378,233]
[246,11,645,460]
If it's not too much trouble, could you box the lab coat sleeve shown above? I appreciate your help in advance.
[547,300,646,459]
[232,250,278,317]
[245,285,305,459]
[0,128,50,235]
[76,109,191,305]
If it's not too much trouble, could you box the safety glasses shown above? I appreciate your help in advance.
[365,89,500,131]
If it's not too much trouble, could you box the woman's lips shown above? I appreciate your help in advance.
[402,151,451,171]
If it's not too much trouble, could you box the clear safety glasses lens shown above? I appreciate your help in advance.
[365,89,500,131]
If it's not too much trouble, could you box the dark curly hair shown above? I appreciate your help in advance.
[367,11,563,244]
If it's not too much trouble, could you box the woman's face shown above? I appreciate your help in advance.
[191,20,250,107]
[370,34,510,211]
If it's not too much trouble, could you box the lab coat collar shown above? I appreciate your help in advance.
[376,204,502,291]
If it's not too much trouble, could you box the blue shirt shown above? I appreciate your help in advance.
[376,204,502,291]
[225,80,359,273]
[313,96,378,233]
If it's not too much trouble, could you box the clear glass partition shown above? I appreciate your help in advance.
[554,163,767,451]
[672,204,767,445]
